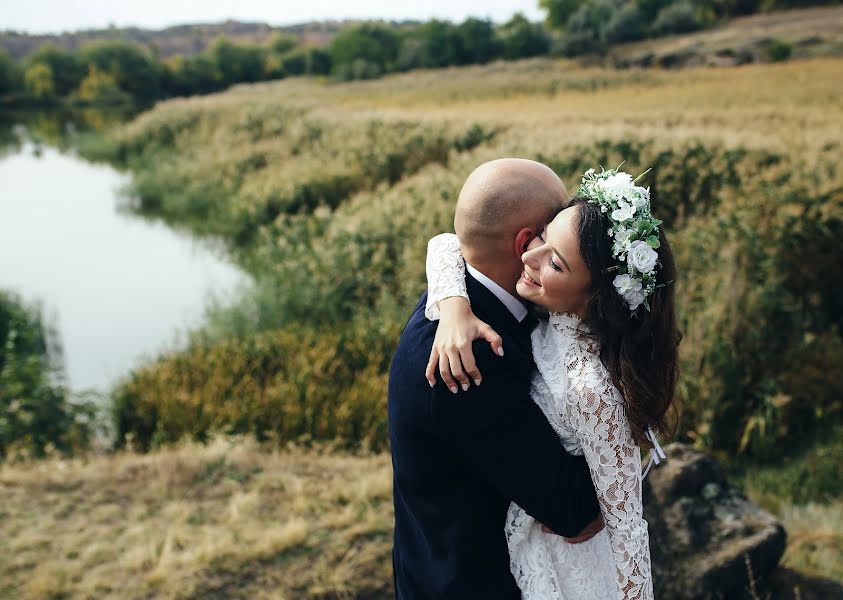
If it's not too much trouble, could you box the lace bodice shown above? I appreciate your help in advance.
[425,233,654,600]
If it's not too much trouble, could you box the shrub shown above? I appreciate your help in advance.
[765,38,793,62]
[653,1,703,35]
[0,291,96,459]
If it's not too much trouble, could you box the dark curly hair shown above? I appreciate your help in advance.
[565,195,682,448]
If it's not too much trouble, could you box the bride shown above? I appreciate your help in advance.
[423,167,681,599]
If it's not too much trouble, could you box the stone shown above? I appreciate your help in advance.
[644,443,787,600]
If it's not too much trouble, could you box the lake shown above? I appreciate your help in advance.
[0,130,250,394]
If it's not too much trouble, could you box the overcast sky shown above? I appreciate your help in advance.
[2,1,546,34]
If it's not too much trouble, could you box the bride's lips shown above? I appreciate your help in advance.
[521,270,541,288]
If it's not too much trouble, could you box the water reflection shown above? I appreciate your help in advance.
[0,115,250,394]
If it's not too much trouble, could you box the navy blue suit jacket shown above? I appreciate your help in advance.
[388,272,600,599]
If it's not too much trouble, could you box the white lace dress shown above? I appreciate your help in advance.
[425,233,654,600]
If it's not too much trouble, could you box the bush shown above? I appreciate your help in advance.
[0,290,96,459]
[653,1,703,35]
[604,3,647,44]
[765,38,793,62]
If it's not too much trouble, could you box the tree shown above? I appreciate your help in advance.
[0,49,22,96]
[497,13,550,60]
[636,0,673,21]
[540,0,587,29]
[329,22,400,78]
[305,48,332,75]
[71,65,132,105]
[454,18,501,65]
[206,38,268,87]
[269,32,300,54]
[411,20,462,69]
[26,44,84,96]
[23,62,56,101]
[78,41,164,102]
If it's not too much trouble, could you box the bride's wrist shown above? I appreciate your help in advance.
[437,296,471,320]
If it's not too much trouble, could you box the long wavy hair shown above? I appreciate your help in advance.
[566,196,682,448]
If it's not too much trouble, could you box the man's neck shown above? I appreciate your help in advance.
[466,261,519,297]
[465,262,528,323]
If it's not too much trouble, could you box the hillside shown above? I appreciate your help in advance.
[0,19,359,60]
[611,5,843,67]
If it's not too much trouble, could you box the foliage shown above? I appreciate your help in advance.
[91,59,843,464]
[329,22,400,80]
[653,1,704,35]
[25,44,85,96]
[541,0,588,28]
[0,48,21,96]
[497,13,551,60]
[77,41,164,103]
[23,62,56,101]
[766,38,794,61]
[70,65,132,106]
[0,290,95,459]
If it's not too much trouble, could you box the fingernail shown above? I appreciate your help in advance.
[497,347,504,356]
[429,380,434,388]
[450,386,458,394]
[461,383,469,392]
[474,378,481,386]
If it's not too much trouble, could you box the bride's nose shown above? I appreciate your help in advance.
[521,245,541,268]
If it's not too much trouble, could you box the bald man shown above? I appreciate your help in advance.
[387,159,601,599]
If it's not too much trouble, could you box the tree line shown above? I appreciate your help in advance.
[0,0,835,109]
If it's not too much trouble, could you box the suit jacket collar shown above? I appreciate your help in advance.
[465,272,534,356]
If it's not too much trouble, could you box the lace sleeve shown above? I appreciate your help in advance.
[425,233,468,321]
[565,353,654,600]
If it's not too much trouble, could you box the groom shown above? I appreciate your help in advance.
[388,158,602,599]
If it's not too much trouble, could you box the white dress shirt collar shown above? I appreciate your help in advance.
[466,263,528,323]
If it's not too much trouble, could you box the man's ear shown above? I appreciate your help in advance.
[514,227,536,257]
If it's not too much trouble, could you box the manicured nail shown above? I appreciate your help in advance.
[450,386,458,394]
[461,383,469,392]
[474,378,481,386]
[497,347,504,356]
[429,380,434,388]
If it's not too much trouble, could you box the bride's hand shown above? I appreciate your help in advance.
[425,297,503,393]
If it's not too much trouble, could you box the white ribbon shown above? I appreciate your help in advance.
[642,427,667,479]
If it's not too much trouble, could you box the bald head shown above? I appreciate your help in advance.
[455,158,568,264]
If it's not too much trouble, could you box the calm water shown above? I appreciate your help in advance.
[0,139,250,393]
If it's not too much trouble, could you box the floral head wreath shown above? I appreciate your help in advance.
[577,165,664,313]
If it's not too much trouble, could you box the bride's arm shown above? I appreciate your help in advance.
[565,361,653,600]
[424,234,503,391]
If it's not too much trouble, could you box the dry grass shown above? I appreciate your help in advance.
[0,438,393,600]
[2,438,841,599]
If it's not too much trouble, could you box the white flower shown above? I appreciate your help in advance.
[628,240,659,274]
[598,172,635,199]
[631,187,649,208]
[611,200,636,222]
[607,228,614,237]
[613,274,642,295]
[624,289,646,311]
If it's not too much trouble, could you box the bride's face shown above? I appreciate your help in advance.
[516,206,592,317]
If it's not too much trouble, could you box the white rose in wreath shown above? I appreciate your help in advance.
[628,240,658,274]
[598,172,634,199]
[611,200,636,223]
[624,288,646,311]
[613,274,642,295]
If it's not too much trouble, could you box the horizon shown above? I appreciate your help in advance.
[2,1,545,36]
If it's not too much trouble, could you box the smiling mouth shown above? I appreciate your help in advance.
[521,271,541,287]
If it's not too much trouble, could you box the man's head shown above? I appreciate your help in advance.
[454,158,568,294]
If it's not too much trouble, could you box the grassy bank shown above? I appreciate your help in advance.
[95,58,843,463]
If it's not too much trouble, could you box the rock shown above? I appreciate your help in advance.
[643,444,787,600]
